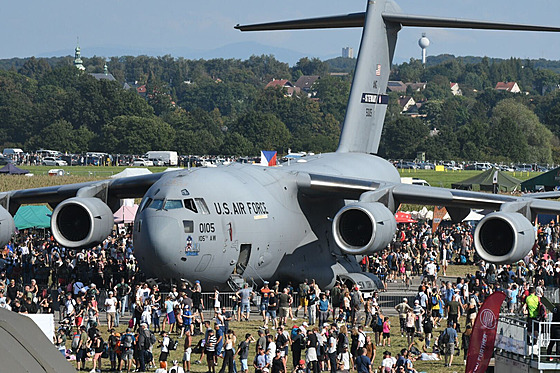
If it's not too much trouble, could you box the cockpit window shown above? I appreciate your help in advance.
[195,198,210,214]
[139,197,152,212]
[148,199,164,210]
[164,200,183,210]
[184,199,198,213]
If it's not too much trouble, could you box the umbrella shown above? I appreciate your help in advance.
[395,211,417,223]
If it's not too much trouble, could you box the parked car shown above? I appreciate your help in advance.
[0,156,13,166]
[132,158,154,167]
[515,164,533,172]
[42,157,67,166]
[395,161,417,169]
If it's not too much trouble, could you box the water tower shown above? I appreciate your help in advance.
[418,33,430,65]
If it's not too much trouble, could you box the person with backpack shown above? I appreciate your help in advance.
[350,286,363,326]
[441,321,458,367]
[119,327,135,373]
[108,328,120,372]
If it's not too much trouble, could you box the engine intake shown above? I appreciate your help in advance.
[333,202,396,255]
[0,205,15,247]
[474,212,535,264]
[51,197,113,248]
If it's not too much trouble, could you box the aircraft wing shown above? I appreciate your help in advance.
[0,172,165,214]
[295,172,560,219]
[236,12,560,32]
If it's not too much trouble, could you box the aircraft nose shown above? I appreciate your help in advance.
[135,215,183,272]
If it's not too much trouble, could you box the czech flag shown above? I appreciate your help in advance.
[260,151,277,166]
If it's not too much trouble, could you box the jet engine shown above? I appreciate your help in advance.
[0,205,15,247]
[51,197,114,248]
[474,212,536,264]
[332,202,396,255]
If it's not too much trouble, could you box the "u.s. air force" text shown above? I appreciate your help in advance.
[213,201,269,215]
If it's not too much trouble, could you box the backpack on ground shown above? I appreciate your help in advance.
[71,333,81,352]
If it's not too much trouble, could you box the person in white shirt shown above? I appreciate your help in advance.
[105,291,118,330]
[381,351,395,373]
[159,330,170,370]
[336,345,351,373]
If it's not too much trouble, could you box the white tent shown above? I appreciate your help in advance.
[110,168,152,179]
[111,168,152,206]
[462,209,486,222]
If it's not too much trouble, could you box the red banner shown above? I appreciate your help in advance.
[465,291,506,373]
[432,206,447,232]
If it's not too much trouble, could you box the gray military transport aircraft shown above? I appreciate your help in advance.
[1,0,560,291]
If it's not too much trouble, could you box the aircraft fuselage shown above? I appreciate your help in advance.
[133,152,400,289]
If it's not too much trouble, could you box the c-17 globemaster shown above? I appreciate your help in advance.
[0,0,560,291]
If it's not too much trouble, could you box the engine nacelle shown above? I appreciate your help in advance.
[474,212,536,264]
[51,197,114,248]
[0,205,15,247]
[332,202,396,255]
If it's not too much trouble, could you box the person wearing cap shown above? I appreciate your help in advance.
[105,290,118,331]
[336,343,351,373]
[169,359,186,373]
[253,344,269,373]
[291,326,305,368]
[395,298,412,337]
[236,333,255,373]
[293,359,307,373]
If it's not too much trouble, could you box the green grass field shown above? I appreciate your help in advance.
[398,168,537,189]
[68,314,467,373]
[0,166,540,193]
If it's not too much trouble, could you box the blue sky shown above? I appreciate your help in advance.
[2,0,560,64]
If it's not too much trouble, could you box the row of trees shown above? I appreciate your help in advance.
[2,54,560,161]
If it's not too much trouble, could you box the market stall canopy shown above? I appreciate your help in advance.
[114,204,139,224]
[521,166,560,192]
[0,163,29,174]
[14,205,51,229]
[395,211,417,223]
[451,168,521,192]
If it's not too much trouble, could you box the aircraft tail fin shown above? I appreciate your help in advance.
[236,0,560,154]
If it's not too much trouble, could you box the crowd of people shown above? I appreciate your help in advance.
[0,216,560,372]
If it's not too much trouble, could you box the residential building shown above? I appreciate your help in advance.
[495,81,521,93]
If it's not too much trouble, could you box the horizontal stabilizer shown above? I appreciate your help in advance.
[236,12,560,33]
[235,13,365,31]
[382,13,560,32]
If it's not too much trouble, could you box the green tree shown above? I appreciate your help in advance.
[101,116,175,154]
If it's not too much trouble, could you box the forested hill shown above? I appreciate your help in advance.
[2,53,560,163]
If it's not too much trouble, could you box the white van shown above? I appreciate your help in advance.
[145,151,178,166]
[2,148,23,157]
